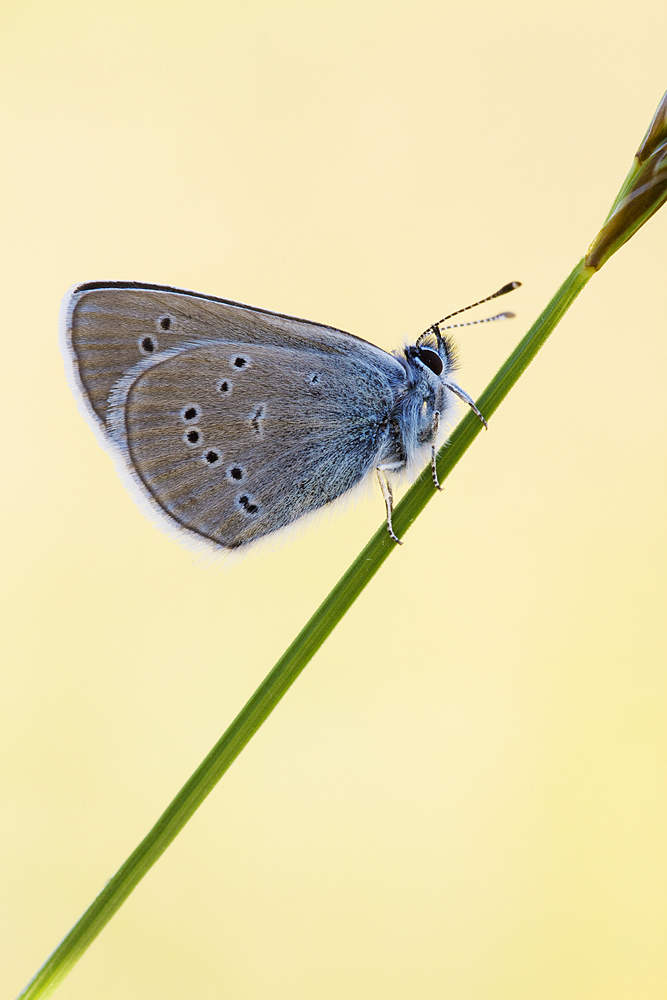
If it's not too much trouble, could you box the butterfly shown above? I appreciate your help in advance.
[63,280,518,549]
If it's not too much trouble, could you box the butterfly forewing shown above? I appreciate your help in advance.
[66,283,399,427]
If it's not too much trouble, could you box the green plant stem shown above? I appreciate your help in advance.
[19,257,594,1000]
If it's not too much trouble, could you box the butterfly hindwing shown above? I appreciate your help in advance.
[109,341,398,547]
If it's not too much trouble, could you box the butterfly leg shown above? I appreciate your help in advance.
[431,410,443,491]
[376,468,402,545]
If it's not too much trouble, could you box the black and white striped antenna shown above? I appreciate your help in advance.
[417,280,521,345]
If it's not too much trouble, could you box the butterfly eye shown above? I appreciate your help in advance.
[416,347,443,375]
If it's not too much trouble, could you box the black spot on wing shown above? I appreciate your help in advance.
[140,335,157,354]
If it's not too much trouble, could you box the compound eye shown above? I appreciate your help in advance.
[416,347,444,375]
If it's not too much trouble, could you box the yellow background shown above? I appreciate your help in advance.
[1,1,666,997]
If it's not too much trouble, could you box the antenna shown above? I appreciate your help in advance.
[417,281,521,346]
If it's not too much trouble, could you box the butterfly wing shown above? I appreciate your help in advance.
[63,281,410,547]
[109,341,398,547]
[64,282,402,428]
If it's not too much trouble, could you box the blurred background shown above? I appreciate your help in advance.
[1,1,665,998]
